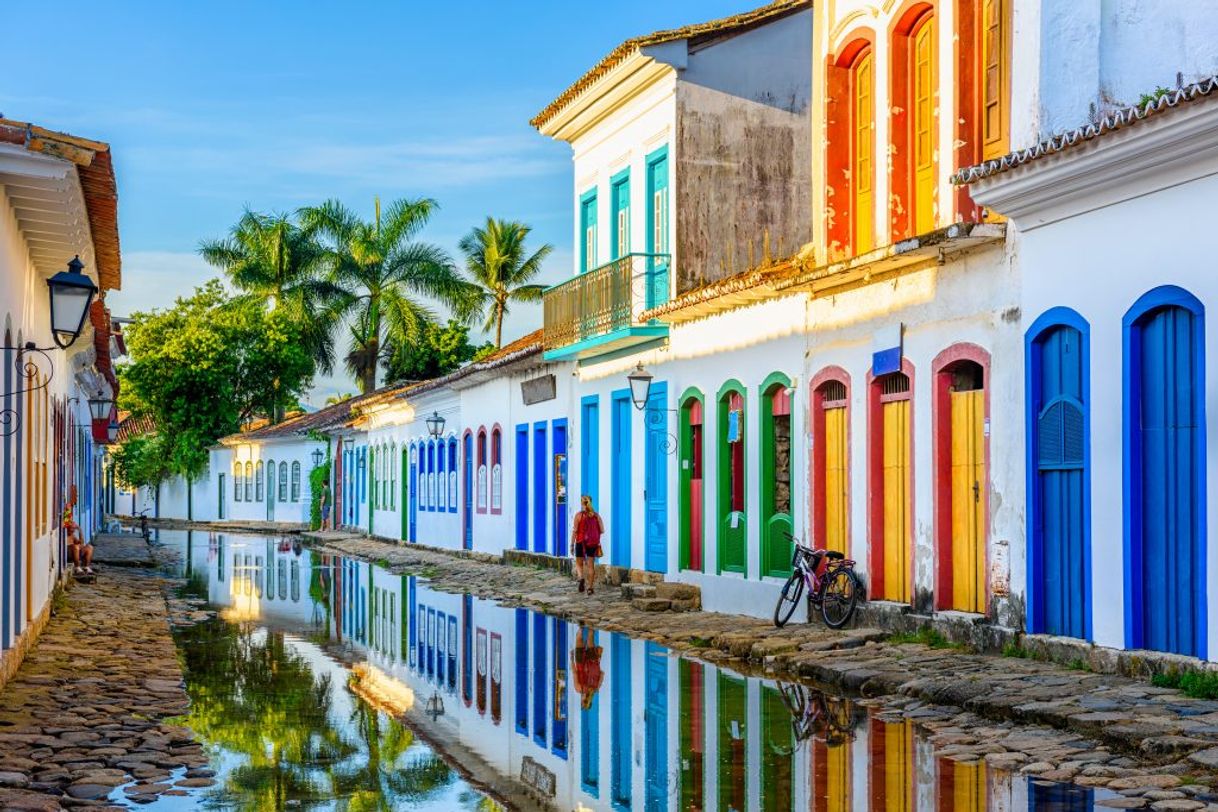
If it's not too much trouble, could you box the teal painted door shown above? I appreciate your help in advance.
[611,173,630,261]
[611,394,632,568]
[645,382,668,573]
[646,149,669,308]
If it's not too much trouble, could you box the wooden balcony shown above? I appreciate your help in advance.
[542,253,670,361]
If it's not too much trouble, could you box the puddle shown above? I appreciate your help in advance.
[135,530,1121,810]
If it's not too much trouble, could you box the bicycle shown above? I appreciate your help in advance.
[776,681,858,750]
[773,531,861,629]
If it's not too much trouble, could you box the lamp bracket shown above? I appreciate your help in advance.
[1,344,54,438]
[642,406,680,456]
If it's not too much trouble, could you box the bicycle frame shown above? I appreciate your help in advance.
[791,540,856,604]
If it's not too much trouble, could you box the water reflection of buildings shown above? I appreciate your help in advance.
[316,554,1100,812]
[202,534,316,627]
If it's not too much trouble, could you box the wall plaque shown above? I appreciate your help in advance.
[521,374,556,405]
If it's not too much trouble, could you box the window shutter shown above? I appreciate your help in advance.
[981,0,1010,159]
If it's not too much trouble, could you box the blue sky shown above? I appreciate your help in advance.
[2,0,757,402]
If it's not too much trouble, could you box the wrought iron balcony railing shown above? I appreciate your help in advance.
[542,253,670,353]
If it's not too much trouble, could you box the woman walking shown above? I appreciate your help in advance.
[572,495,605,594]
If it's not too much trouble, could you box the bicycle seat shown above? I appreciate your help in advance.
[823,550,845,561]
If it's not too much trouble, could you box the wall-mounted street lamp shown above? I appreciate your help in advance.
[2,257,100,438]
[425,411,446,438]
[425,690,445,720]
[627,363,653,411]
[87,391,114,422]
[311,448,324,468]
[106,420,120,444]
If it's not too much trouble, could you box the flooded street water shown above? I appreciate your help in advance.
[146,530,1117,810]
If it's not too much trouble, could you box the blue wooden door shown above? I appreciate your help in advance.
[1035,325,1087,639]
[611,394,632,568]
[610,634,632,810]
[408,445,417,543]
[552,619,568,758]
[554,422,569,558]
[534,424,548,554]
[645,383,668,573]
[581,397,600,510]
[532,611,547,745]
[463,433,474,549]
[1138,305,1202,656]
[644,642,668,811]
[514,608,529,734]
[515,426,529,550]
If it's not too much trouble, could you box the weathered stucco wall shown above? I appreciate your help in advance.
[674,83,811,292]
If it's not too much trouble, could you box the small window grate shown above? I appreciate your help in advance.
[880,372,910,396]
[819,380,847,403]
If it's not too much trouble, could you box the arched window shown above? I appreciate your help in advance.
[476,429,488,512]
[891,4,937,240]
[278,462,288,502]
[438,438,449,511]
[811,370,850,555]
[244,462,253,502]
[266,461,276,502]
[448,438,458,512]
[1027,311,1091,641]
[825,34,877,259]
[391,443,397,511]
[760,373,794,578]
[233,462,242,502]
[255,461,264,502]
[932,345,989,614]
[868,366,913,603]
[490,428,503,513]
[428,440,438,510]
[679,389,706,572]
[716,381,747,575]
[291,461,301,502]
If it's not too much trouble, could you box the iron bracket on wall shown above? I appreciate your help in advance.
[1,342,54,438]
[643,406,680,456]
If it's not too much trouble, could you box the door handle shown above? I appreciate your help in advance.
[973,481,980,502]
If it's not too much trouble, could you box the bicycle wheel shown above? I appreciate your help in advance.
[774,573,804,628]
[819,567,859,629]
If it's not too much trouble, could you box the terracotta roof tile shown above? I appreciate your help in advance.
[530,0,810,130]
[952,75,1218,185]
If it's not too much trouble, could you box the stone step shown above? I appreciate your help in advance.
[631,598,672,612]
[621,584,657,600]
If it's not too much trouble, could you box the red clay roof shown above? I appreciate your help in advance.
[0,118,121,292]
[530,0,810,130]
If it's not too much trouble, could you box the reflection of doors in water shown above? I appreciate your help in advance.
[761,686,793,811]
[949,375,986,613]
[610,634,632,808]
[718,672,748,811]
[611,394,632,568]
[554,421,568,558]
[1135,304,1202,657]
[645,382,668,573]
[936,757,986,811]
[878,373,911,602]
[552,620,568,756]
[644,642,667,811]
[867,717,913,811]
[678,659,704,810]
[476,627,487,715]
[812,738,852,811]
[532,613,547,745]
[490,631,502,725]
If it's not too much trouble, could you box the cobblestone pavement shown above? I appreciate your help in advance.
[316,532,1218,805]
[0,570,211,810]
[90,534,155,568]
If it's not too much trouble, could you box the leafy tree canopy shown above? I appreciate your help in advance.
[117,280,314,480]
[382,319,492,384]
[108,433,171,491]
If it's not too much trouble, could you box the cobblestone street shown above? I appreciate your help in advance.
[0,566,211,810]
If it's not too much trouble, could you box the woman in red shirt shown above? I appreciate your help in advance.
[572,495,605,594]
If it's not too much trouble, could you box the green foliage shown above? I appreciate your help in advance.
[1152,669,1218,699]
[456,217,553,348]
[886,627,963,650]
[1137,86,1174,108]
[108,432,172,490]
[118,280,315,480]
[1002,641,1030,659]
[309,460,331,530]
[383,319,492,384]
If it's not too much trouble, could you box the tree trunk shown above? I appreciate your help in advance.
[364,305,380,393]
[495,300,504,348]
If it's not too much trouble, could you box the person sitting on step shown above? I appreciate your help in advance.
[64,516,94,577]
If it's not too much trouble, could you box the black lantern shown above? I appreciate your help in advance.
[47,256,97,349]
[87,391,113,422]
[312,448,324,467]
[425,411,445,438]
[106,420,120,444]
[425,690,445,721]
[627,363,653,411]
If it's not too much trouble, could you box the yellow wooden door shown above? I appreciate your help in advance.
[882,400,911,602]
[853,51,874,254]
[950,390,986,612]
[953,760,987,810]
[912,16,936,234]
[824,405,848,554]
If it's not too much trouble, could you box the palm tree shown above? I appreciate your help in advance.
[199,210,343,377]
[457,217,553,349]
[300,198,470,394]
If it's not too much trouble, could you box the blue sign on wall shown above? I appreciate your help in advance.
[872,323,903,376]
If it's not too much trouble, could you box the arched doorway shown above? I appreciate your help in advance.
[869,367,912,602]
[678,389,705,572]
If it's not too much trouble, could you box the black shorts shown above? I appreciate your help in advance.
[575,542,601,559]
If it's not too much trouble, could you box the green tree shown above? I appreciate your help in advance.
[108,432,171,491]
[117,280,314,480]
[457,217,553,348]
[199,209,344,384]
[383,319,492,384]
[300,197,472,394]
